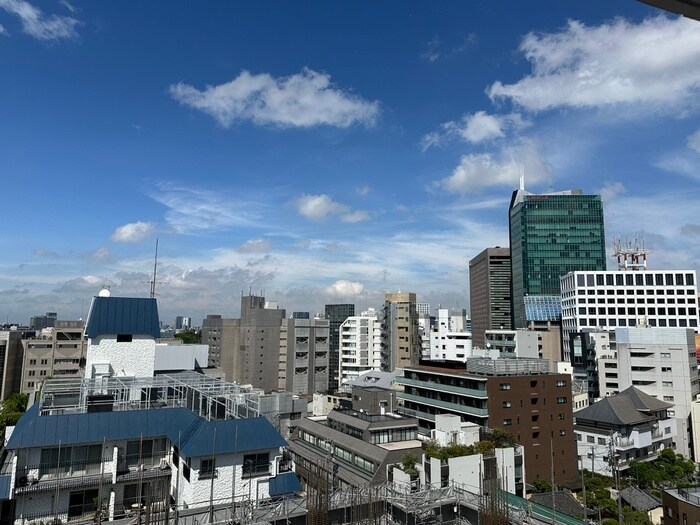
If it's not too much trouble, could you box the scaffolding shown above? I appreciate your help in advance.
[38,371,261,420]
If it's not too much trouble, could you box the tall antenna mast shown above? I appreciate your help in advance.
[150,239,159,299]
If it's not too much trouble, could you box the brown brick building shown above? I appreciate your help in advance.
[397,358,577,484]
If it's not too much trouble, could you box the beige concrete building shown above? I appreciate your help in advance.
[20,320,86,395]
[0,330,23,400]
[382,292,420,371]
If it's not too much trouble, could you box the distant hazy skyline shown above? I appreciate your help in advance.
[2,1,700,325]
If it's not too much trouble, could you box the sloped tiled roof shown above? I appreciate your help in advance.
[529,491,585,518]
[574,387,671,426]
[619,486,661,511]
[86,296,160,339]
[7,404,286,458]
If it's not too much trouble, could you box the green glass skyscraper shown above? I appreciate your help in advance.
[509,186,606,328]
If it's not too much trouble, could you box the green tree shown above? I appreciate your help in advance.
[175,330,200,344]
[0,393,29,439]
[531,478,551,493]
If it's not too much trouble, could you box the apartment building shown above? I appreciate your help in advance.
[427,308,472,363]
[397,359,576,484]
[0,330,23,400]
[20,320,86,395]
[324,303,355,392]
[338,308,382,388]
[279,316,330,397]
[382,292,421,371]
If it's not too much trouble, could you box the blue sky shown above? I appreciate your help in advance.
[2,1,700,325]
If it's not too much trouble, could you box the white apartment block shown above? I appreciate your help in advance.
[596,327,699,459]
[483,329,539,359]
[560,270,699,362]
[428,309,472,362]
[338,308,383,387]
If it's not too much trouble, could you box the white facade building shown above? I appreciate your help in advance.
[428,309,472,362]
[338,308,383,387]
[483,329,539,359]
[561,270,699,362]
[596,328,699,459]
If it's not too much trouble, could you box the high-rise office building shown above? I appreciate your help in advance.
[324,303,355,391]
[469,247,512,348]
[382,292,420,371]
[29,312,57,331]
[175,316,191,330]
[509,186,606,328]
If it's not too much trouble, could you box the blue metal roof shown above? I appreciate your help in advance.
[268,471,302,497]
[7,404,287,458]
[85,296,161,339]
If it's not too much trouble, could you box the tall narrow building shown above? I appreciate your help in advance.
[509,186,606,328]
[382,292,420,371]
[469,247,512,348]
[324,303,355,392]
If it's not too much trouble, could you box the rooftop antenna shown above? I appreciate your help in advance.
[149,239,160,298]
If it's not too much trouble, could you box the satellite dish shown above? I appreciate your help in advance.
[98,288,111,298]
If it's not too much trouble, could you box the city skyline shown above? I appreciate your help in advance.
[2,2,700,324]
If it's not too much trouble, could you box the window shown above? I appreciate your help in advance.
[559,430,566,436]
[660,352,671,359]
[117,334,133,343]
[503,419,512,426]
[40,359,48,365]
[502,401,511,408]
[556,396,567,404]
[243,452,270,477]
[576,433,582,441]
[199,458,216,479]
[28,370,35,377]
[29,359,36,365]
[499,383,511,390]
[555,380,566,387]
[598,437,606,445]
[587,436,594,443]
[68,489,99,518]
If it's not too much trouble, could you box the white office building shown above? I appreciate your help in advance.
[560,270,699,362]
[338,308,383,387]
[428,309,472,362]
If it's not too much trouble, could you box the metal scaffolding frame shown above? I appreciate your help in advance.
[38,371,261,420]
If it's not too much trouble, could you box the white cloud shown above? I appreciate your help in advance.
[0,23,7,35]
[488,16,700,114]
[421,37,442,62]
[325,279,364,297]
[340,210,370,223]
[356,185,370,196]
[110,221,156,243]
[438,139,551,194]
[169,68,379,128]
[295,194,347,221]
[0,0,79,41]
[89,247,111,263]
[235,239,272,254]
[150,184,264,233]
[687,129,700,154]
[59,0,77,13]
[421,111,527,150]
[33,248,58,258]
[598,181,626,202]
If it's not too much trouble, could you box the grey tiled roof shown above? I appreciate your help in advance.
[574,386,671,426]
[619,486,661,511]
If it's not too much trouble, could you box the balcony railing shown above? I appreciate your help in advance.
[15,459,113,494]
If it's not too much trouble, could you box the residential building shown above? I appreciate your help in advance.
[279,316,329,398]
[469,247,512,348]
[349,369,402,414]
[0,373,298,524]
[0,330,23,400]
[560,269,699,362]
[483,329,538,359]
[509,186,606,329]
[416,303,431,315]
[201,314,240,378]
[382,292,421,371]
[397,359,576,484]
[424,414,525,497]
[596,328,699,459]
[338,308,382,388]
[289,407,422,489]
[428,308,472,363]
[662,486,700,525]
[325,303,355,392]
[20,320,86,396]
[574,387,676,476]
